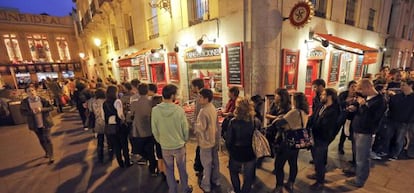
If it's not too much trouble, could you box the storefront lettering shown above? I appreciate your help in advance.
[0,11,67,25]
[307,47,326,60]
[186,48,221,59]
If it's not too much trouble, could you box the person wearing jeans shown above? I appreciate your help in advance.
[152,84,192,193]
[346,79,386,188]
[194,89,220,192]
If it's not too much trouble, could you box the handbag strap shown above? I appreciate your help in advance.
[298,110,304,128]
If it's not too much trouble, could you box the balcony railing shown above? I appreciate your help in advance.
[147,15,159,40]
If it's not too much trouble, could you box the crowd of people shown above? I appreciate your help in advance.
[18,65,414,193]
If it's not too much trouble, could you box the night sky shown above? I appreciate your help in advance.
[0,0,75,17]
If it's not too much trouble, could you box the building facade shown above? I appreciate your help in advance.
[0,8,80,89]
[74,0,407,106]
[384,0,414,69]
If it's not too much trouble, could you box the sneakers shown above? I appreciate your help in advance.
[137,158,148,165]
[345,179,363,188]
[388,156,398,161]
[370,152,381,160]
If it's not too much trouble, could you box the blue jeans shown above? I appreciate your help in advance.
[200,145,220,191]
[408,124,414,157]
[311,139,329,184]
[389,122,410,158]
[274,145,299,186]
[354,132,373,186]
[228,158,256,193]
[162,146,191,193]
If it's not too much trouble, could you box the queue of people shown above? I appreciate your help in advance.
[18,65,414,193]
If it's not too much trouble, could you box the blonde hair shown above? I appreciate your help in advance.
[234,97,255,122]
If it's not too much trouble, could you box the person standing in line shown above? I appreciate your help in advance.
[90,88,107,163]
[151,84,193,193]
[103,85,130,168]
[307,88,340,190]
[226,97,261,193]
[220,86,240,139]
[190,78,205,175]
[387,79,414,160]
[311,79,326,113]
[194,88,221,193]
[267,92,309,193]
[21,86,55,164]
[345,79,386,188]
[130,83,158,175]
[337,80,358,155]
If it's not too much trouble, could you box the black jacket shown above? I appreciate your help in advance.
[226,118,261,162]
[352,94,386,134]
[388,93,414,123]
[309,103,341,143]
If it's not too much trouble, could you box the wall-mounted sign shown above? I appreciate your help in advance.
[225,42,244,86]
[281,49,300,90]
[363,52,378,64]
[168,52,180,82]
[288,1,314,28]
[184,44,221,62]
[137,55,147,80]
[307,46,326,60]
[148,53,165,64]
[354,55,363,80]
[328,52,341,84]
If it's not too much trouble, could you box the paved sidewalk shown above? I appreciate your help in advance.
[0,110,413,193]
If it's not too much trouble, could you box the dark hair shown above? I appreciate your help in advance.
[312,79,326,88]
[191,78,204,90]
[402,79,414,89]
[162,84,178,99]
[347,80,357,89]
[106,85,118,103]
[381,66,390,71]
[229,86,240,97]
[123,82,133,91]
[152,95,163,105]
[389,68,400,75]
[325,88,338,104]
[148,83,157,93]
[199,88,213,102]
[293,92,309,114]
[138,83,149,95]
[131,79,141,88]
[251,94,264,105]
[95,88,106,99]
[275,88,291,112]
[24,85,35,92]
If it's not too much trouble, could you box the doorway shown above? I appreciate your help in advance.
[305,60,320,113]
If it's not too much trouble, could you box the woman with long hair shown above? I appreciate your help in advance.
[226,97,261,193]
[268,92,309,193]
[260,88,292,169]
[103,85,130,168]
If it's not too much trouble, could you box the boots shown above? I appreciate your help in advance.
[273,186,283,193]
[284,181,294,193]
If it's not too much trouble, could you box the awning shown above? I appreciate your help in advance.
[117,49,151,67]
[315,33,378,64]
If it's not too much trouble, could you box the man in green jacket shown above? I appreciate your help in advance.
[151,84,193,193]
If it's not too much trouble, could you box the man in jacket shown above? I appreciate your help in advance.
[308,88,340,190]
[191,78,205,175]
[195,89,220,192]
[387,79,414,160]
[130,83,157,174]
[151,84,193,193]
[20,86,55,164]
[346,79,386,188]
[311,79,326,114]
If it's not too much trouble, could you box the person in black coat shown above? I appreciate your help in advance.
[307,88,340,190]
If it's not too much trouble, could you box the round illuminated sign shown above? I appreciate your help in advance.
[289,1,314,28]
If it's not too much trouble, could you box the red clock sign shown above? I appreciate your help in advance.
[288,1,314,28]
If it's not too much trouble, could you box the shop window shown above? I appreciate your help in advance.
[367,8,375,31]
[2,34,23,62]
[147,8,159,40]
[56,36,71,62]
[111,26,119,51]
[311,0,327,18]
[188,0,209,26]
[27,34,52,62]
[124,14,134,46]
[345,0,357,26]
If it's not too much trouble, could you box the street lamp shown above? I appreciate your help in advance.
[79,52,85,59]
[94,38,101,47]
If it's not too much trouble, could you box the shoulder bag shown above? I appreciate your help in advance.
[252,119,271,157]
[284,110,313,149]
